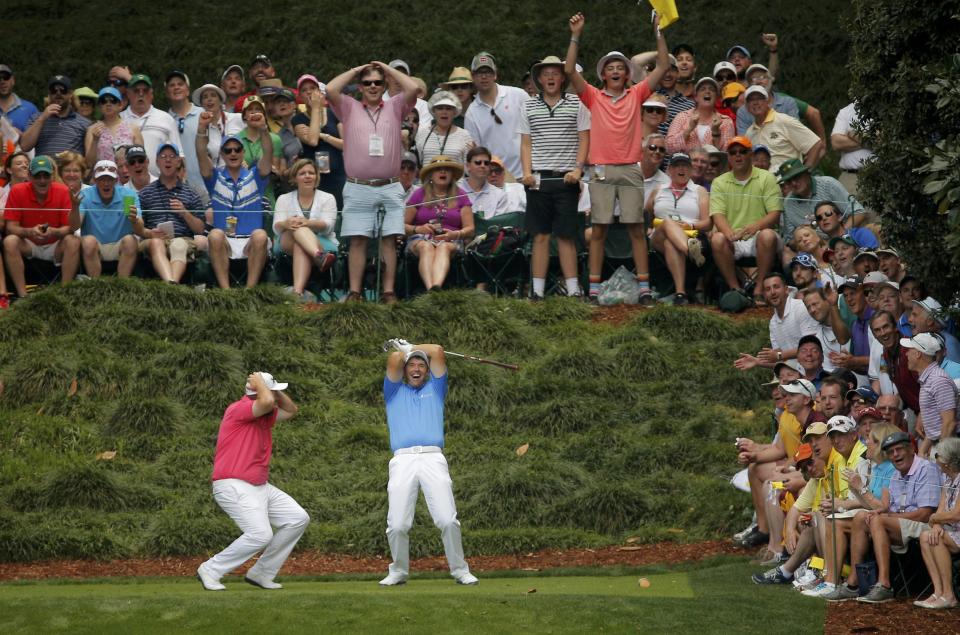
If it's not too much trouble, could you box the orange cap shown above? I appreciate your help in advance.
[794,443,813,463]
[728,135,753,150]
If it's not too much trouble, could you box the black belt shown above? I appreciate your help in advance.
[841,169,860,174]
[346,177,399,187]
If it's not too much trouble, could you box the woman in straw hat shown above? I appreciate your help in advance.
[403,156,474,291]
[415,90,474,167]
[440,67,474,127]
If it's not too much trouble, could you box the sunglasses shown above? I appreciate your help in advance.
[814,210,835,222]
[643,107,666,114]
[451,84,473,90]
[361,79,384,87]
[728,149,750,157]
[99,97,120,105]
[489,167,504,174]
[647,145,666,153]
[716,73,736,82]
[0,73,12,81]
[50,87,68,95]
[222,146,244,155]
[709,160,722,167]
[109,79,128,88]
[490,108,503,125]
[177,118,185,134]
[127,157,146,165]
[79,97,96,104]
[472,160,491,166]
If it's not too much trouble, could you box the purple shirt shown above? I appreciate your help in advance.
[407,187,472,230]
[887,455,942,513]
[918,363,958,440]
[851,306,874,357]
[332,96,410,181]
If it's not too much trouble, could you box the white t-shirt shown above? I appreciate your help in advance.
[651,180,704,225]
[464,84,529,177]
[831,103,874,171]
[121,106,183,177]
[273,189,339,247]
[502,182,526,213]
[769,297,820,352]
[817,322,849,372]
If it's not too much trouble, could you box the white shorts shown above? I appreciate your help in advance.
[226,235,272,260]
[732,233,783,259]
[26,239,59,262]
[891,518,930,554]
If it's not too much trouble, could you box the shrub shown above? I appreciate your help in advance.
[550,482,652,534]
[102,397,186,459]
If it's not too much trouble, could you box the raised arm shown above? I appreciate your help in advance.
[248,372,277,417]
[374,61,418,107]
[326,64,369,110]
[644,14,669,91]
[195,110,215,179]
[564,13,587,95]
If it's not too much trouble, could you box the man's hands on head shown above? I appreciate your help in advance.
[388,338,414,356]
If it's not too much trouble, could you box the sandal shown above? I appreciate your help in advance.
[381,291,398,305]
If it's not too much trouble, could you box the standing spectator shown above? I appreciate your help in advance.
[744,86,824,174]
[876,247,906,283]
[273,159,338,299]
[565,12,669,304]
[0,151,30,212]
[796,334,831,389]
[734,273,820,371]
[827,233,859,280]
[458,146,507,219]
[196,115,272,290]
[736,64,826,143]
[72,87,98,121]
[72,160,140,278]
[719,82,744,128]
[190,84,243,174]
[464,52,528,178]
[2,156,81,298]
[672,43,697,99]
[903,334,957,455]
[20,75,91,156]
[709,135,782,303]
[666,77,734,153]
[416,91,474,166]
[910,296,960,363]
[915,438,960,609]
[640,98,668,139]
[645,153,711,303]
[440,67,475,127]
[120,74,183,178]
[165,71,206,198]
[326,61,417,304]
[0,64,39,134]
[873,309,923,415]
[196,372,308,592]
[272,88,303,170]
[55,151,89,196]
[137,143,207,283]
[220,65,246,114]
[778,162,872,248]
[831,102,874,205]
[653,54,695,135]
[292,75,346,209]
[828,276,874,377]
[399,151,419,202]
[84,87,143,168]
[385,60,432,127]
[519,55,589,300]
[236,96,282,209]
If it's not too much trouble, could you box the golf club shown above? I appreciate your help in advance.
[380,342,519,371]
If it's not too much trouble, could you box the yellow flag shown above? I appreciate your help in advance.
[649,0,680,29]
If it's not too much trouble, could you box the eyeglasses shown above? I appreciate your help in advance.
[728,149,750,157]
[490,108,503,125]
[474,69,495,77]
[222,146,244,155]
[451,84,473,91]
[814,210,835,222]
[643,107,666,114]
[31,172,52,180]
[50,87,68,95]
[127,157,146,165]
[78,98,96,105]
[647,145,666,153]
[0,73,12,81]
[99,97,120,105]
[749,74,770,84]
[471,160,491,166]
[157,154,178,161]
[361,80,384,87]
[877,406,898,413]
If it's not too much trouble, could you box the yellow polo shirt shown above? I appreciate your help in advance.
[746,109,820,174]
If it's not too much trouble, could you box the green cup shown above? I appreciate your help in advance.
[123,195,135,214]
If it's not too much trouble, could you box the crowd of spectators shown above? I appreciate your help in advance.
[0,11,898,307]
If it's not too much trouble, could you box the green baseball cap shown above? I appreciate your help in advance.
[776,158,808,184]
[29,156,54,175]
[129,73,152,88]
[828,234,859,249]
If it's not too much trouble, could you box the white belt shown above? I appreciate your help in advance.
[394,445,442,456]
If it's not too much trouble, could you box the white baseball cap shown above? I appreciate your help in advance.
[744,85,768,100]
[826,415,857,434]
[899,333,943,356]
[713,61,737,78]
[780,378,816,398]
[245,372,289,395]
[93,160,119,179]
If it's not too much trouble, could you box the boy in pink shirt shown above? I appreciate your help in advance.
[197,372,308,591]
[565,11,670,303]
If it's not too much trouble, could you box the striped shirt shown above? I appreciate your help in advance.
[517,94,591,172]
[25,111,90,156]
[204,166,267,235]
[918,363,958,440]
[138,179,205,238]
[655,89,695,135]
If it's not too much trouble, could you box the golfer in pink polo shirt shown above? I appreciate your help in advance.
[196,372,308,591]
[565,11,670,303]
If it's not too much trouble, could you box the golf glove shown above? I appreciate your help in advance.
[388,339,414,355]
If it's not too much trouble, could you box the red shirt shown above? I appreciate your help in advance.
[211,397,278,485]
[3,181,71,245]
[884,344,921,413]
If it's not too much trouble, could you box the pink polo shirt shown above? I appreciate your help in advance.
[211,397,278,485]
[332,95,411,180]
[578,82,653,165]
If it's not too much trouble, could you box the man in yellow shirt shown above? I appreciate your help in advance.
[744,85,824,174]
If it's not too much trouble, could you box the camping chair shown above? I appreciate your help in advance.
[464,211,528,296]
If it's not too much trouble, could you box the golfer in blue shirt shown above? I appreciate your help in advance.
[379,339,478,586]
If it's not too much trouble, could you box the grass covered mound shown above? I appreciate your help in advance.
[0,279,774,562]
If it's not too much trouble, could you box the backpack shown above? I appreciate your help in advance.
[468,225,526,256]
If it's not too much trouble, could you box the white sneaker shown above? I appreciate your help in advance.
[456,573,479,585]
[802,581,835,597]
[196,564,225,591]
[733,522,757,542]
[245,570,283,589]
[379,572,408,586]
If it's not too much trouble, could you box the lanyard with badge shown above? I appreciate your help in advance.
[365,104,384,157]
[424,125,451,157]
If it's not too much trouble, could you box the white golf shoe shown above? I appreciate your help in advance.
[196,564,225,591]
[245,571,283,589]
[456,573,479,585]
[379,572,408,586]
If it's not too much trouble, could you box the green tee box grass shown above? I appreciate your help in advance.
[0,561,823,634]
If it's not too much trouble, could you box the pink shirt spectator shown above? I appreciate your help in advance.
[211,397,278,485]
[407,187,472,230]
[578,82,653,165]
[332,96,410,181]
[96,122,137,163]
[665,108,735,153]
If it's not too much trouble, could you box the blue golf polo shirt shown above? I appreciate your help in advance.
[204,165,267,236]
[383,372,448,452]
[79,184,141,244]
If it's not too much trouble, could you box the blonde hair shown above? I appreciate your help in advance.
[55,150,88,182]
[868,422,900,463]
[793,224,826,249]
[286,158,317,186]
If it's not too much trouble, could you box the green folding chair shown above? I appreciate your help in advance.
[464,211,529,296]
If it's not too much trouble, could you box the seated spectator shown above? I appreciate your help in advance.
[0,151,31,210]
[855,406,886,438]
[846,386,879,420]
[876,247,906,283]
[120,145,157,193]
[84,87,143,168]
[55,151,88,196]
[915,438,960,609]
[292,75,345,209]
[197,112,272,289]
[645,152,711,304]
[910,296,960,363]
[415,90,474,167]
[778,161,872,248]
[73,160,140,278]
[688,147,710,189]
[831,431,941,603]
[902,333,957,456]
[190,83,243,183]
[743,86,824,174]
[828,276,873,377]
[700,144,727,190]
[809,420,898,597]
[136,143,207,283]
[752,144,771,170]
[2,156,81,298]
[826,234,858,279]
[487,156,525,212]
[458,146,506,219]
[791,225,842,286]
[399,151,419,202]
[666,77,734,153]
[20,75,91,157]
[709,135,782,304]
[812,200,877,250]
[273,159,338,299]
[404,156,474,291]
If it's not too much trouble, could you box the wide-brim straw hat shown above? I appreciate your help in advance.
[192,83,226,106]
[420,155,464,182]
[441,67,473,88]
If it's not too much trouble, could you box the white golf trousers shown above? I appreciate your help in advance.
[386,452,471,579]
[204,478,310,580]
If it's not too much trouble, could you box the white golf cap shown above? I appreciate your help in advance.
[245,372,289,395]
[744,85,768,100]
[428,90,462,116]
[745,64,769,80]
[713,61,737,78]
[900,333,943,356]
[827,415,857,434]
[779,378,816,398]
[912,296,946,325]
[93,160,119,179]
[862,271,889,286]
[389,59,411,74]
[641,99,667,110]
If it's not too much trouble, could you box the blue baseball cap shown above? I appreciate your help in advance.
[220,135,244,150]
[156,142,180,158]
[846,386,879,403]
[726,45,751,60]
[790,252,818,270]
[98,86,122,101]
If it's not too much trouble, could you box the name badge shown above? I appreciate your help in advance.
[369,134,384,157]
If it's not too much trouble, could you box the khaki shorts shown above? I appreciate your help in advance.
[891,518,930,554]
[587,164,645,224]
[138,237,197,263]
[98,239,133,262]
[25,239,59,262]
